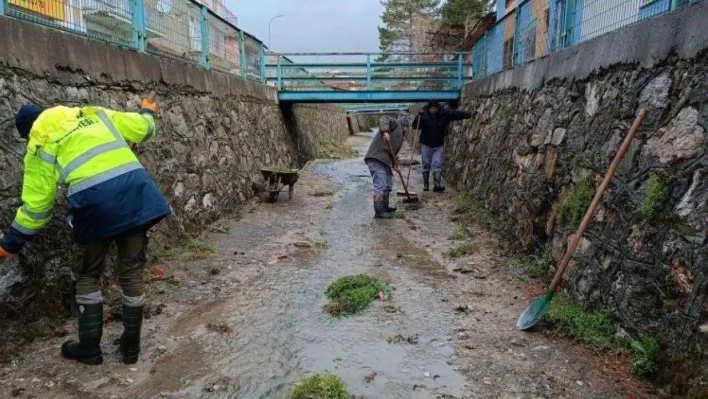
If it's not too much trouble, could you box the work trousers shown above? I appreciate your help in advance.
[421,144,445,174]
[73,229,148,306]
[366,159,393,195]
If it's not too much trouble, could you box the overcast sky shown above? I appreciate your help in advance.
[229,0,383,54]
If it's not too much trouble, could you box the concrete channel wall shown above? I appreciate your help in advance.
[446,2,708,394]
[0,16,349,352]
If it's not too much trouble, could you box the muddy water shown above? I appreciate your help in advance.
[172,154,468,398]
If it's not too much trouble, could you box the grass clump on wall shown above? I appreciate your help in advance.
[557,172,596,228]
[640,173,671,222]
[324,274,391,316]
[288,373,349,399]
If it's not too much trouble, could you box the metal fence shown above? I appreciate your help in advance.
[0,0,267,82]
[267,52,474,93]
[471,0,703,80]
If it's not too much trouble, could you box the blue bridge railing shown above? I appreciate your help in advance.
[267,52,474,103]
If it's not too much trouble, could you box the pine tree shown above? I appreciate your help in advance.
[440,0,491,28]
[377,0,440,61]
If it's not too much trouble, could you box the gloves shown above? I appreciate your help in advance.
[0,245,13,260]
[141,98,159,114]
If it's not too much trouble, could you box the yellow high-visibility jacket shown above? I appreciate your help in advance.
[2,105,168,252]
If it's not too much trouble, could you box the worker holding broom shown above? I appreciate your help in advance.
[0,97,171,365]
[416,101,476,192]
[364,114,411,219]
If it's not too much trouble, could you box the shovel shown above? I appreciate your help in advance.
[517,109,647,330]
[386,141,419,204]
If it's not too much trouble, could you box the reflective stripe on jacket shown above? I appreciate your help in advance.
[11,106,156,237]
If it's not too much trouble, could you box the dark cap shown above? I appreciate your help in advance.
[427,101,441,109]
[15,104,45,139]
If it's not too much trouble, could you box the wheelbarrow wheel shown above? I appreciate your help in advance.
[267,191,280,203]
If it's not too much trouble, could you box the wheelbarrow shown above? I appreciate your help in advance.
[261,167,299,203]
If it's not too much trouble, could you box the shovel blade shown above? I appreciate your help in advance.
[517,291,555,330]
[397,190,417,197]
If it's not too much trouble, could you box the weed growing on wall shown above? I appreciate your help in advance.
[557,172,596,228]
[641,173,671,222]
[324,274,391,316]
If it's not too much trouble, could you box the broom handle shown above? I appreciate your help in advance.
[548,109,646,292]
[386,141,412,197]
[405,114,421,189]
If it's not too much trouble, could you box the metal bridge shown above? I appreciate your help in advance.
[266,52,473,104]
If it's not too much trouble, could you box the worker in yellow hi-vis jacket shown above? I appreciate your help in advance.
[0,98,171,366]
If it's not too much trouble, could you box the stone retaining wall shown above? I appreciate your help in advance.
[446,3,708,394]
[0,17,348,355]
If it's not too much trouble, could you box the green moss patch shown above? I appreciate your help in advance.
[557,172,596,228]
[324,274,391,317]
[641,173,671,222]
[288,373,349,399]
[548,293,617,351]
[548,293,661,378]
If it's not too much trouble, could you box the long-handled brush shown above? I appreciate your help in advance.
[386,141,419,204]
[517,109,647,330]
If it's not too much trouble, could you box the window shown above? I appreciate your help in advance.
[503,38,513,69]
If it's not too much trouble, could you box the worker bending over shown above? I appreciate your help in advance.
[0,98,171,365]
[364,115,410,219]
[416,101,476,192]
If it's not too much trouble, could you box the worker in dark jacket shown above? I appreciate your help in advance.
[416,101,476,192]
[364,115,410,219]
[0,98,171,366]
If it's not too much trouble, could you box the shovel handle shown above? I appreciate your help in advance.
[548,109,647,292]
[405,114,421,189]
[146,90,157,102]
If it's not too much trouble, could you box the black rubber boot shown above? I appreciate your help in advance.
[433,172,445,193]
[423,172,430,192]
[120,305,144,364]
[61,303,103,365]
[374,196,394,219]
[384,193,397,212]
